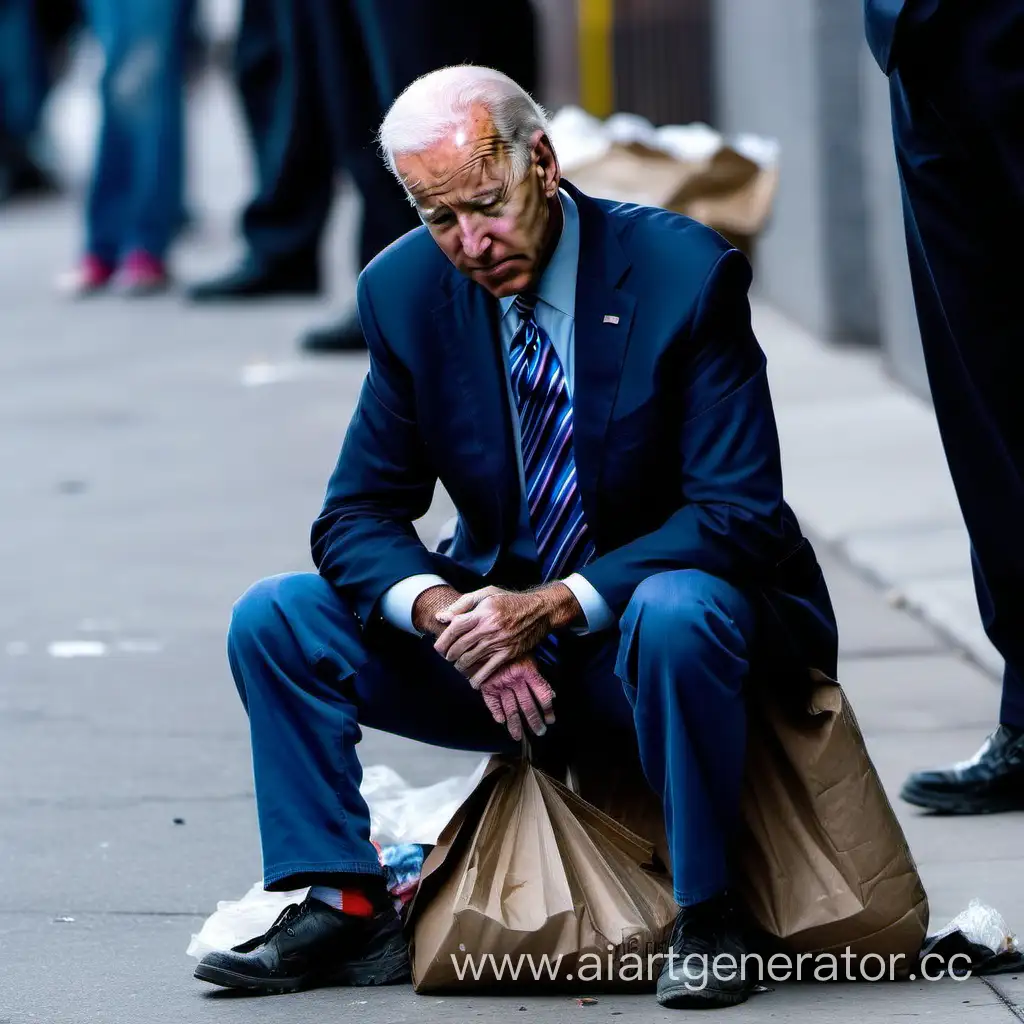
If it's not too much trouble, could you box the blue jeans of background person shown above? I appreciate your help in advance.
[0,0,49,146]
[82,0,191,263]
[227,569,783,906]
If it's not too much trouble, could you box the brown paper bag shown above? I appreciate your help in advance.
[407,757,678,993]
[572,673,928,967]
[734,673,929,963]
[564,141,778,257]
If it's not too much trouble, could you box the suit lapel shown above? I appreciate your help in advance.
[432,275,516,536]
[567,185,637,527]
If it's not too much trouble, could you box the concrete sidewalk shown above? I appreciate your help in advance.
[2,67,1023,1024]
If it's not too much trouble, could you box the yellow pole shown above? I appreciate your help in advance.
[578,0,614,118]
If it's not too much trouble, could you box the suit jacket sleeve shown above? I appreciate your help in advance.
[310,273,441,625]
[577,248,789,615]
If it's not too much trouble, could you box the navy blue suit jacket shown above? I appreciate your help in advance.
[311,183,837,676]
[864,0,941,73]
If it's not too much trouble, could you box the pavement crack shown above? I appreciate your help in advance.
[980,977,1024,1022]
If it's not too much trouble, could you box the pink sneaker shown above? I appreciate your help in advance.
[55,254,115,297]
[115,250,170,296]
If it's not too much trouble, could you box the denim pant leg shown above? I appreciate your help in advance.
[83,0,189,261]
[615,569,755,907]
[227,572,514,891]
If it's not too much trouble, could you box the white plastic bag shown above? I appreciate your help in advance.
[361,757,489,846]
[933,899,1019,954]
[186,882,307,960]
[547,104,777,174]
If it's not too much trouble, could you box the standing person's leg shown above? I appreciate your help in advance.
[305,0,416,272]
[887,5,1024,812]
[297,0,419,354]
[298,0,539,353]
[59,0,130,294]
[115,0,191,292]
[192,571,515,993]
[0,0,48,135]
[188,0,333,300]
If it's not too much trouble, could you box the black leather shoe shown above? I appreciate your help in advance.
[900,725,1024,814]
[0,154,60,204]
[656,891,754,1009]
[300,313,366,353]
[186,258,320,301]
[193,896,410,994]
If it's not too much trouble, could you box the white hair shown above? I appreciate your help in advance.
[378,65,550,193]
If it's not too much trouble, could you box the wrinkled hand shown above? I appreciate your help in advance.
[434,585,575,688]
[478,656,556,742]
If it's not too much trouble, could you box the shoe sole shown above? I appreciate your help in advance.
[656,982,750,1009]
[900,781,1024,815]
[193,942,410,994]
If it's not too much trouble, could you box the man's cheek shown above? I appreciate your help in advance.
[492,214,518,242]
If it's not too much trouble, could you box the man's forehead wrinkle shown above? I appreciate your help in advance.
[412,147,506,205]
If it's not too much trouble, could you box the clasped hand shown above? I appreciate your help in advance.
[433,586,561,741]
[433,586,552,686]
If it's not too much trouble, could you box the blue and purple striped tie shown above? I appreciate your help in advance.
[509,294,595,664]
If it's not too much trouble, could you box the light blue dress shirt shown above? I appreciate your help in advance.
[380,188,614,635]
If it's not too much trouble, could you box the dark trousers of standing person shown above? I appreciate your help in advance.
[890,3,1024,728]
[230,0,333,288]
[312,0,540,269]
[298,0,539,348]
[192,0,538,308]
[0,0,54,198]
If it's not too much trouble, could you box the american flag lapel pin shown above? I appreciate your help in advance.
[603,314,620,325]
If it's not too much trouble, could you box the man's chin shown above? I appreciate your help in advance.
[476,266,531,298]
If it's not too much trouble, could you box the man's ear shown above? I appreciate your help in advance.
[530,129,560,197]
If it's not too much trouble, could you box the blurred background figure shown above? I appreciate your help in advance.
[186,0,537,354]
[58,0,194,297]
[0,0,78,202]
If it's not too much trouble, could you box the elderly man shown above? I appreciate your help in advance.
[195,66,838,1008]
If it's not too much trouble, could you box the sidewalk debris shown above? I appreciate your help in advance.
[917,900,1024,977]
[187,759,487,959]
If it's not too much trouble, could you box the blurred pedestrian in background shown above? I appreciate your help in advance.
[0,0,78,203]
[187,0,537,354]
[59,0,194,297]
[866,0,1024,812]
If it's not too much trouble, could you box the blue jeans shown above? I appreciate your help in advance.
[227,569,767,907]
[83,0,190,262]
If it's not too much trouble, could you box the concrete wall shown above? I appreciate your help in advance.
[712,0,932,397]
[712,0,878,346]
[533,0,581,109]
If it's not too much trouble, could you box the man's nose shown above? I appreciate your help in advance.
[458,215,490,260]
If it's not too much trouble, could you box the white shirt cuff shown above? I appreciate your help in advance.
[562,573,615,634]
[379,574,449,635]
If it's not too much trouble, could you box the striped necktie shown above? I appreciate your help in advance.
[509,295,595,655]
